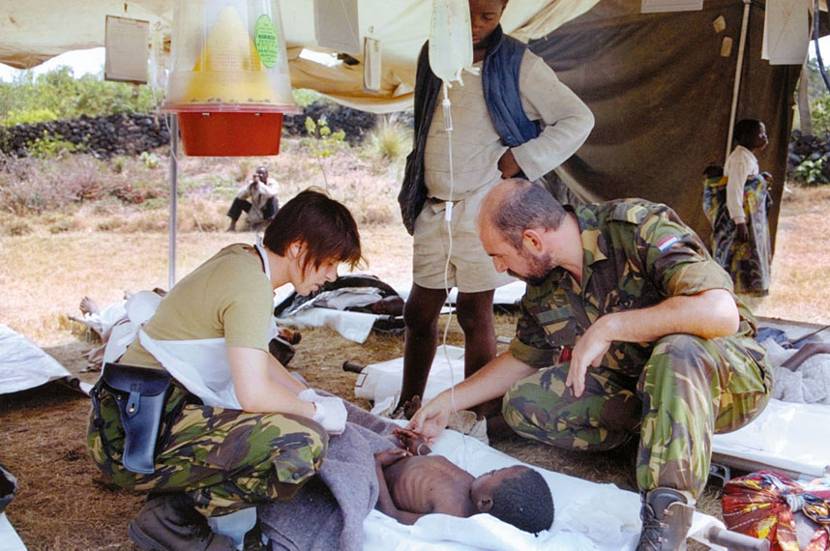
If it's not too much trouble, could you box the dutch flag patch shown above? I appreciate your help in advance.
[657,236,680,252]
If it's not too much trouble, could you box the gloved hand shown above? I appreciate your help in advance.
[310,396,347,435]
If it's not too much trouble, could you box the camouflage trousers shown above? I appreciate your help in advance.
[87,383,328,517]
[503,333,771,498]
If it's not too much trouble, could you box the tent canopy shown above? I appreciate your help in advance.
[0,0,599,112]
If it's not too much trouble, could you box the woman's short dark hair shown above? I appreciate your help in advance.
[263,189,362,273]
[734,119,763,149]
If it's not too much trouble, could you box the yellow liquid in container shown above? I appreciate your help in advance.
[182,6,278,105]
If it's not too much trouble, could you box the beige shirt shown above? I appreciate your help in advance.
[121,244,273,369]
[423,49,594,200]
[724,145,759,224]
[237,177,279,223]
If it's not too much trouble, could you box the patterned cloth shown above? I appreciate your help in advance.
[703,174,772,296]
[503,199,771,498]
[722,471,830,551]
[88,383,327,517]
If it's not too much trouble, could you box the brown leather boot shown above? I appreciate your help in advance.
[636,487,695,551]
[128,493,236,551]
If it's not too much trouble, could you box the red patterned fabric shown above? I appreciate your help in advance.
[722,471,830,551]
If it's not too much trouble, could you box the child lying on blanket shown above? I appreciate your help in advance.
[377,428,554,534]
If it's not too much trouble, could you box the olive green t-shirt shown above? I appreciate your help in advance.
[120,244,273,369]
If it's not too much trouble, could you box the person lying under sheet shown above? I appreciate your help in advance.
[375,427,554,534]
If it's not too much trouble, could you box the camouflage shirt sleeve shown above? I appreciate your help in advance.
[637,207,734,297]
[508,295,560,369]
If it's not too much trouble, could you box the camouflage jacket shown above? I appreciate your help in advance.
[509,199,757,375]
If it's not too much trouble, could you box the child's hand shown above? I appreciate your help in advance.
[375,447,410,467]
[393,427,432,456]
[736,222,749,241]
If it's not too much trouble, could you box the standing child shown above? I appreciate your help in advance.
[396,0,594,422]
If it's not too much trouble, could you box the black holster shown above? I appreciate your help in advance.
[97,363,173,475]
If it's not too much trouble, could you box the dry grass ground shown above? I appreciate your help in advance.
[1,183,828,550]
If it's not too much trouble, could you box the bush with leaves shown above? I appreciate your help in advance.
[0,66,159,125]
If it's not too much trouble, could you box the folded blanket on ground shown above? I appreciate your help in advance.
[258,401,397,551]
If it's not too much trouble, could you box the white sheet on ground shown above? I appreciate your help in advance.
[357,345,465,408]
[362,428,724,551]
[0,324,89,395]
[712,398,830,477]
[273,283,387,344]
[396,281,527,306]
[278,308,381,344]
[0,513,26,551]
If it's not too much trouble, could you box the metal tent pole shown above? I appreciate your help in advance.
[168,113,178,290]
[726,0,752,159]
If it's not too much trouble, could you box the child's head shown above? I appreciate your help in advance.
[470,465,554,534]
[469,0,509,48]
[734,119,768,151]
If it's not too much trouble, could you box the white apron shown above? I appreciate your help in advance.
[138,241,277,410]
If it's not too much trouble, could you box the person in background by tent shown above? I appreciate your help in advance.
[88,190,362,551]
[703,119,772,303]
[226,165,279,232]
[410,179,771,551]
[396,0,594,423]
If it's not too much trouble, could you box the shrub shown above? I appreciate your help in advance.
[26,132,80,159]
[139,151,161,169]
[2,108,59,127]
[3,219,33,236]
[793,158,829,185]
[368,121,411,161]
[292,89,322,108]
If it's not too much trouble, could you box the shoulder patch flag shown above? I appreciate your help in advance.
[657,235,680,252]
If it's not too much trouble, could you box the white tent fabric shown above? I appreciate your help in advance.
[0,0,599,113]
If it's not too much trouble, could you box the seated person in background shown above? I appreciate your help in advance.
[375,428,554,534]
[227,165,279,231]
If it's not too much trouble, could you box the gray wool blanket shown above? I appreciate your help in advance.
[258,402,398,551]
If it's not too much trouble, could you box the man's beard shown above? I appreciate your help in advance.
[507,251,554,286]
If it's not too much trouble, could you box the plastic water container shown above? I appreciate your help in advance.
[163,0,297,156]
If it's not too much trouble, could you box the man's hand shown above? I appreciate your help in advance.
[498,149,521,178]
[566,316,614,398]
[375,447,410,467]
[736,222,749,242]
[408,394,451,442]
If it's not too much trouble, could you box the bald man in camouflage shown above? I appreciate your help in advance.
[410,178,771,551]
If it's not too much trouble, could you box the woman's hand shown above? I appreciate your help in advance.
[408,394,451,443]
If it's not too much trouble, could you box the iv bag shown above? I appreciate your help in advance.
[428,0,473,85]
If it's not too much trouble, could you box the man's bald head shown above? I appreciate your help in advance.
[480,179,568,249]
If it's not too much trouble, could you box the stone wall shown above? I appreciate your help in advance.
[0,102,411,157]
[0,113,170,158]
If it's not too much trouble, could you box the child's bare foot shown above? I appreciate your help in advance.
[79,296,99,316]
